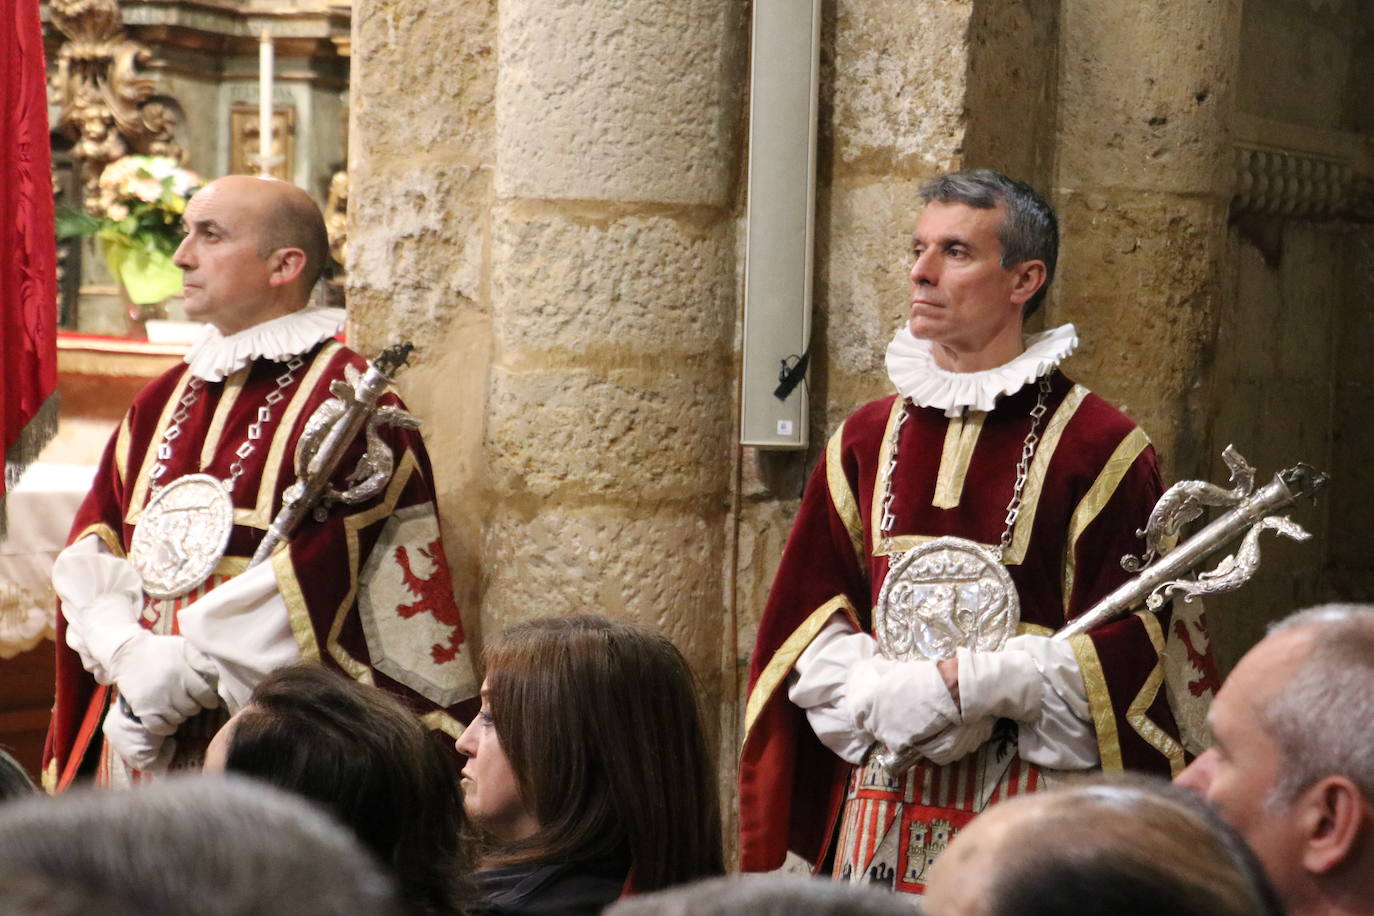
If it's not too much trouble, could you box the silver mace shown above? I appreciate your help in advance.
[872,446,1327,773]
[1056,445,1328,640]
[250,342,419,567]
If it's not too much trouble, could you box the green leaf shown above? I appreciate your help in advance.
[54,205,103,240]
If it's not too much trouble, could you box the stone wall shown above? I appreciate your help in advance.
[349,0,498,623]
[1049,0,1240,479]
[1197,0,1374,671]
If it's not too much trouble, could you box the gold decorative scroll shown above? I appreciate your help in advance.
[324,167,349,273]
[48,0,185,210]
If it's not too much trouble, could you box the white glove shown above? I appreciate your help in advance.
[790,618,962,765]
[102,703,176,773]
[905,715,997,766]
[52,541,144,684]
[955,644,1043,723]
[958,633,1098,770]
[53,539,220,734]
[107,633,220,736]
[856,654,961,754]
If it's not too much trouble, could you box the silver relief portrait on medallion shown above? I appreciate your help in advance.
[129,473,235,599]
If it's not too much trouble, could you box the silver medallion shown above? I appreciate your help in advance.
[873,537,1020,661]
[129,473,235,599]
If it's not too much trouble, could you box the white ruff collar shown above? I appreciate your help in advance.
[884,323,1079,417]
[184,308,347,382]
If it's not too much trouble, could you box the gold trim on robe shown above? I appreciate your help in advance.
[1070,629,1123,770]
[1062,426,1152,616]
[330,449,424,682]
[247,340,342,529]
[744,594,859,736]
[421,709,465,740]
[113,416,131,486]
[825,422,866,570]
[199,366,247,471]
[879,533,994,557]
[1128,611,1187,776]
[126,371,195,526]
[70,522,124,558]
[1003,385,1088,565]
[932,411,985,509]
[274,546,321,662]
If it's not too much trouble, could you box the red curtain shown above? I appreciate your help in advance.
[0,0,59,500]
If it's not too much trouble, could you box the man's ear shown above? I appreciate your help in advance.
[267,247,308,287]
[1298,775,1368,874]
[1008,260,1047,307]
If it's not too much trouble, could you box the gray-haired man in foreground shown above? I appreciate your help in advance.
[1176,604,1374,916]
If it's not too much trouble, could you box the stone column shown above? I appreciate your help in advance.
[1051,0,1244,479]
[347,0,498,615]
[483,0,745,740]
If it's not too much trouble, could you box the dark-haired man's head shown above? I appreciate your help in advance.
[916,169,1058,319]
[908,169,1058,373]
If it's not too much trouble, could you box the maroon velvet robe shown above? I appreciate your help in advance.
[739,371,1186,873]
[44,340,478,791]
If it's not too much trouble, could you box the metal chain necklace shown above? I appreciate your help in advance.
[130,357,305,599]
[872,375,1053,663]
[879,374,1051,555]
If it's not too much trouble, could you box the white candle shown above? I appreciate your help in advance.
[259,28,274,176]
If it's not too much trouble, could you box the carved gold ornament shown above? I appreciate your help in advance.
[48,0,185,211]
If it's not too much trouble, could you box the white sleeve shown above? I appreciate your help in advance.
[51,536,143,683]
[787,616,874,764]
[175,560,301,715]
[999,634,1098,770]
[787,615,960,765]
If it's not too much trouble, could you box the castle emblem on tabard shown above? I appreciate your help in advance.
[903,817,955,886]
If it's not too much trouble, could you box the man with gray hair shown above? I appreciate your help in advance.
[0,775,400,915]
[1177,604,1374,916]
[741,169,1190,894]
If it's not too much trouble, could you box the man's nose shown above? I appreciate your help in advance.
[1174,749,1215,795]
[172,235,192,269]
[910,249,937,287]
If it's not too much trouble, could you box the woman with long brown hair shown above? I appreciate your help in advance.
[456,614,723,914]
[205,664,476,916]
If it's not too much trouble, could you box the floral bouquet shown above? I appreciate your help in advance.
[57,155,202,305]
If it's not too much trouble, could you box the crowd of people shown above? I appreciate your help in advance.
[11,167,1373,914]
[0,603,1370,914]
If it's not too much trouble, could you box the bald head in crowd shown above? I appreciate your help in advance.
[172,175,330,335]
[1177,603,1374,916]
[920,777,1281,916]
